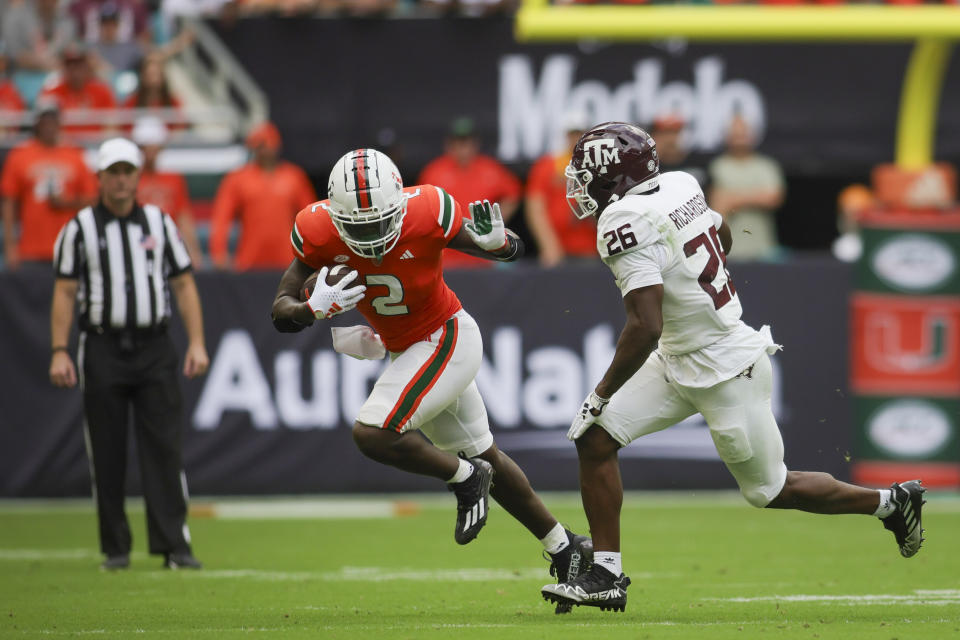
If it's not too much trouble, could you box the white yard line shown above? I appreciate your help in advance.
[142,566,665,582]
[2,491,959,517]
[708,590,960,605]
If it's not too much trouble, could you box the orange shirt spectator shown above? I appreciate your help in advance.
[1,100,97,266]
[0,81,26,112]
[525,115,599,267]
[209,122,316,270]
[39,44,116,136]
[0,50,26,137]
[418,117,521,268]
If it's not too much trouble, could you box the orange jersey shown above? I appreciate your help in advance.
[0,81,26,112]
[292,184,464,352]
[0,139,97,260]
[137,170,190,220]
[526,153,597,256]
[210,162,317,270]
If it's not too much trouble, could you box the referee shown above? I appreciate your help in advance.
[49,137,209,571]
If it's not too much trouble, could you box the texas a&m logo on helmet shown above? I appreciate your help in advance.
[565,122,660,219]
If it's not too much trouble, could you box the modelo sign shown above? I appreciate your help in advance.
[497,54,766,163]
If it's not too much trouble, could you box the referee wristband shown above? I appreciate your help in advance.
[51,345,69,354]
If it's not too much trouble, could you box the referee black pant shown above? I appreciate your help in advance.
[79,329,193,558]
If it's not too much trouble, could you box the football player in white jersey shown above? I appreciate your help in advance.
[540,122,926,613]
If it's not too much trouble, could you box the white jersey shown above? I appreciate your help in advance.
[597,171,779,387]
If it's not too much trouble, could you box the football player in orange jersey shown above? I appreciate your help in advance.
[272,149,591,596]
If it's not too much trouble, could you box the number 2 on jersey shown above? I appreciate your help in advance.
[683,226,737,310]
[365,274,409,316]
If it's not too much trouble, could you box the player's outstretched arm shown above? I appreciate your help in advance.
[448,200,525,262]
[271,259,318,332]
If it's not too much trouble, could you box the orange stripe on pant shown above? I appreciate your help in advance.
[383,318,459,432]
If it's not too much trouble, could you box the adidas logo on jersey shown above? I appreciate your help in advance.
[400,250,415,259]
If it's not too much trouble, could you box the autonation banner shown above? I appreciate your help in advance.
[213,18,960,176]
[1,261,852,497]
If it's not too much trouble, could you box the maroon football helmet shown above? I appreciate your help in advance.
[566,122,660,219]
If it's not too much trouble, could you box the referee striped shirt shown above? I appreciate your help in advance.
[52,202,193,332]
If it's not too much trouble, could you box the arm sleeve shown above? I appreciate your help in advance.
[53,218,82,278]
[596,206,661,260]
[710,209,723,229]
[291,205,327,268]
[433,186,462,241]
[162,212,193,275]
[604,243,668,297]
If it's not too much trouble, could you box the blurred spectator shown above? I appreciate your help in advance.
[132,116,203,265]
[69,0,150,48]
[0,47,27,135]
[708,115,785,261]
[1,98,97,268]
[421,0,516,16]
[312,0,396,16]
[418,116,521,268]
[209,122,316,271]
[2,0,77,72]
[832,184,875,263]
[90,2,144,76]
[650,114,710,190]
[524,110,595,268]
[38,43,117,135]
[122,52,181,113]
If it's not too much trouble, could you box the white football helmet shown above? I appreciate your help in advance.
[327,149,407,261]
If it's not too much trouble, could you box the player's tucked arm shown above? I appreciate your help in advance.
[594,285,663,399]
[271,259,317,332]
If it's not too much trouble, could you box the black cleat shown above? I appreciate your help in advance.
[164,552,203,569]
[100,554,129,571]
[882,480,926,558]
[448,458,494,545]
[542,564,631,613]
[547,530,594,614]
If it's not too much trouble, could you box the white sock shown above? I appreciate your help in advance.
[873,489,895,518]
[540,523,569,555]
[594,551,621,577]
[447,458,474,484]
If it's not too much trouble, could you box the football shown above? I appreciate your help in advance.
[300,265,353,302]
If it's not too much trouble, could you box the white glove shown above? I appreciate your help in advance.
[567,391,610,440]
[465,200,508,252]
[307,267,366,319]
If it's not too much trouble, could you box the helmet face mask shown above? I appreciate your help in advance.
[565,122,660,219]
[565,164,599,220]
[327,149,407,261]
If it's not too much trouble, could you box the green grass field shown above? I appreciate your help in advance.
[1,492,958,639]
